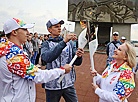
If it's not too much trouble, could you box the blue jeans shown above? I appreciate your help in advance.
[45,85,78,102]
[31,51,38,64]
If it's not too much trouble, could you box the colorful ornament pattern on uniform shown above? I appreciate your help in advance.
[113,64,135,101]
[102,62,135,101]
[0,39,38,79]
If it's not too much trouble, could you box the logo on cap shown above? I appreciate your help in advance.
[3,18,34,34]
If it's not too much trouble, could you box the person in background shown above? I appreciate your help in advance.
[0,18,72,102]
[120,36,127,44]
[30,32,35,47]
[91,41,136,102]
[31,32,39,64]
[23,35,33,59]
[29,32,35,59]
[106,31,122,66]
[44,34,49,41]
[35,35,44,66]
[41,34,50,66]
[0,30,7,42]
[41,18,84,102]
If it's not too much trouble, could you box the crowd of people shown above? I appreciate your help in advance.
[22,31,50,67]
[0,17,137,102]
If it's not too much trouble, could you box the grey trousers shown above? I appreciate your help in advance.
[45,85,78,102]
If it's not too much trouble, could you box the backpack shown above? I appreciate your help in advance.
[106,42,111,56]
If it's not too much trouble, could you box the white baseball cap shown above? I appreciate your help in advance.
[3,18,34,34]
[46,18,64,28]
[113,31,119,35]
[121,36,126,40]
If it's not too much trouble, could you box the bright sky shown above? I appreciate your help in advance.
[0,0,68,34]
[0,0,138,39]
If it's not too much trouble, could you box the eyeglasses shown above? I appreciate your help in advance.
[113,34,118,36]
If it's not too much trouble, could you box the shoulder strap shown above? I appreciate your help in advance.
[111,42,118,49]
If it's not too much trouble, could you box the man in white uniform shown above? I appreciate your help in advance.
[0,18,72,102]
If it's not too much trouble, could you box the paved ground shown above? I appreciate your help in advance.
[36,52,138,102]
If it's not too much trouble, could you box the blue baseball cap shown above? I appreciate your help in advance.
[46,18,64,28]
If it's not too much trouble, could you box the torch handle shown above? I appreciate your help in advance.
[93,76,96,85]
[90,56,96,85]
[69,55,78,66]
[57,55,78,83]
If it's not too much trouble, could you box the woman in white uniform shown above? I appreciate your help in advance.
[91,42,136,102]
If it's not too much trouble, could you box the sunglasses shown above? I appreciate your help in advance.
[113,34,118,36]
